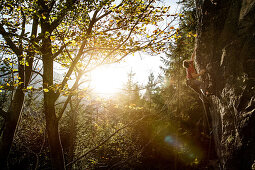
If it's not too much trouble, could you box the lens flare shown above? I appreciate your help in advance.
[164,135,182,148]
[164,135,174,144]
[164,135,202,164]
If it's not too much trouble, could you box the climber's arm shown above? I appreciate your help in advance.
[191,69,206,79]
[190,47,197,61]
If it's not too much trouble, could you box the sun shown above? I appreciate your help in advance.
[89,65,125,97]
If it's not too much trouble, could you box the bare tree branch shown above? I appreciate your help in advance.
[53,42,71,59]
[57,71,82,121]
[49,0,78,33]
[0,109,7,119]
[57,8,100,98]
[100,0,155,63]
[95,0,124,22]
[0,24,21,56]
[66,115,146,167]
[25,14,39,87]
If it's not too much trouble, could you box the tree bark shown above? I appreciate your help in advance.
[0,47,25,170]
[42,33,66,169]
[0,89,24,169]
[0,15,38,168]
[65,100,79,170]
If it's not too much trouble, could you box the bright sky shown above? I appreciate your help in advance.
[89,0,180,97]
[89,53,163,96]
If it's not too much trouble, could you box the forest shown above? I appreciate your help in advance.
[0,0,255,170]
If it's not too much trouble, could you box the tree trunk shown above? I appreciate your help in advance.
[0,89,24,169]
[0,15,38,168]
[42,35,66,169]
[45,111,66,170]
[0,52,26,169]
[66,101,78,170]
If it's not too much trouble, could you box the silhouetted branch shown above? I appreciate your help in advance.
[0,109,7,119]
[66,115,146,167]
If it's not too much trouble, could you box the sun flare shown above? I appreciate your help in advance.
[89,65,125,97]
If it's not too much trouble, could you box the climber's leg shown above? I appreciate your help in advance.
[189,79,207,95]
[199,81,207,96]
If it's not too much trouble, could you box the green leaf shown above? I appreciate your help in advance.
[27,86,33,90]
[43,88,49,92]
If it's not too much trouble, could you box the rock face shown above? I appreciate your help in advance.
[195,0,255,169]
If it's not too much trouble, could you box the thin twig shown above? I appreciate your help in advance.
[66,115,147,167]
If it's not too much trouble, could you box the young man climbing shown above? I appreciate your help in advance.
[183,47,208,96]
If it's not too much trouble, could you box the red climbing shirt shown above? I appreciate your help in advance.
[186,61,197,79]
